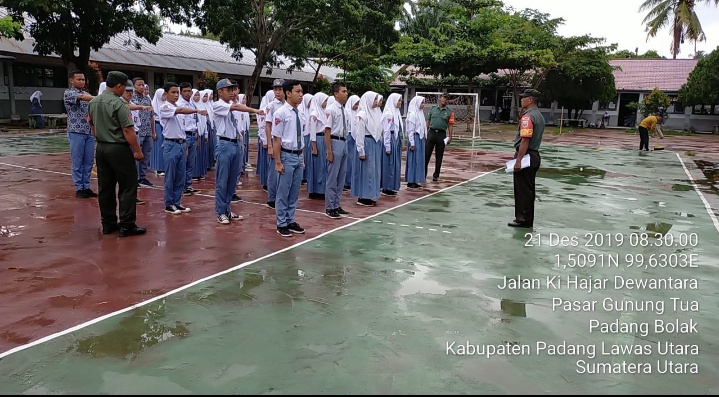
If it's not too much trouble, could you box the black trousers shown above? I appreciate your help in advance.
[638,126,649,151]
[96,142,138,229]
[513,150,541,225]
[425,129,446,179]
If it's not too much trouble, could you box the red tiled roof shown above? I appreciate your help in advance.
[609,58,697,92]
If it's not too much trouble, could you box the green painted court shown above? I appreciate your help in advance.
[1,137,718,394]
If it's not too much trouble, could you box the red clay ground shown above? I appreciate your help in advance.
[0,143,510,353]
[3,126,719,354]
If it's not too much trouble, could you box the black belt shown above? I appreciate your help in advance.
[331,136,346,141]
[281,147,303,155]
[365,134,372,137]
[165,138,186,144]
[218,136,238,143]
[185,131,196,136]
[316,132,325,136]
[429,128,446,133]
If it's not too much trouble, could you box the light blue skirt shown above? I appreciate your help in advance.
[150,121,164,172]
[345,134,355,188]
[194,134,208,178]
[302,134,311,182]
[381,132,401,191]
[351,136,380,200]
[208,124,216,170]
[308,135,327,194]
[257,137,269,186]
[406,133,426,184]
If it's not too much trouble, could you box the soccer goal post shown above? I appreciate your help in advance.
[416,92,481,139]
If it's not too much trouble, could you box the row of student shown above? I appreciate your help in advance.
[253,80,439,221]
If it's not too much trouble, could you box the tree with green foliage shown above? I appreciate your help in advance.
[336,65,393,96]
[642,87,671,116]
[608,49,665,58]
[198,0,403,101]
[639,0,718,59]
[540,42,617,119]
[3,0,197,93]
[304,0,403,90]
[0,16,22,38]
[678,47,719,106]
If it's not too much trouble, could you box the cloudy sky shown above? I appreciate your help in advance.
[501,0,719,58]
[170,0,719,59]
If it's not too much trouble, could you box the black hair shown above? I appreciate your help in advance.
[106,73,127,89]
[282,79,301,97]
[163,82,179,92]
[179,82,192,91]
[331,82,346,94]
[68,70,84,79]
[132,77,145,84]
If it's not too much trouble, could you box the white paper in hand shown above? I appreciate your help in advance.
[505,154,531,173]
[443,137,449,145]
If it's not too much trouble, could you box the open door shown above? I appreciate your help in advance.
[618,93,639,127]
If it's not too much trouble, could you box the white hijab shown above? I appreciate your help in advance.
[357,91,382,141]
[236,93,250,131]
[309,92,329,135]
[382,93,403,133]
[191,89,207,136]
[151,89,165,118]
[259,90,274,121]
[30,91,42,105]
[347,95,360,137]
[407,96,427,139]
[97,82,106,96]
[301,93,314,134]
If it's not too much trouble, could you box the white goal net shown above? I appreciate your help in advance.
[416,92,480,139]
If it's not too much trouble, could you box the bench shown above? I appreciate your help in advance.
[560,119,587,128]
[29,114,68,129]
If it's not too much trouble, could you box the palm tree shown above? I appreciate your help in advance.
[639,0,717,59]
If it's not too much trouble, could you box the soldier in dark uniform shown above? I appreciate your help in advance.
[88,71,147,237]
[424,94,454,182]
[508,89,545,228]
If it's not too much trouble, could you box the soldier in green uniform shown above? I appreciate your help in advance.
[88,71,147,237]
[508,89,544,228]
[424,94,454,182]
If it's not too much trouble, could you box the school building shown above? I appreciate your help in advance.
[0,29,327,121]
[393,59,719,133]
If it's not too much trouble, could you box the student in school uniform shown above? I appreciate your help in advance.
[159,82,207,215]
[192,89,209,181]
[323,82,351,219]
[300,93,314,185]
[405,96,426,189]
[308,92,329,200]
[212,78,264,225]
[177,83,200,196]
[238,93,252,172]
[380,93,403,197]
[150,89,166,176]
[256,90,275,191]
[130,78,156,188]
[351,91,382,206]
[203,89,217,171]
[372,94,385,198]
[264,79,286,209]
[344,95,361,191]
[272,80,307,237]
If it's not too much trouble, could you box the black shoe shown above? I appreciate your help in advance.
[309,193,324,200]
[343,185,351,191]
[231,194,242,203]
[369,200,377,206]
[336,207,350,216]
[507,221,532,228]
[432,177,439,182]
[277,226,292,237]
[136,198,145,205]
[84,189,98,197]
[262,185,268,192]
[356,198,373,207]
[183,188,195,196]
[287,222,305,234]
[102,224,119,235]
[266,201,275,209]
[119,226,147,237]
[138,179,153,187]
[76,189,90,198]
[325,209,341,219]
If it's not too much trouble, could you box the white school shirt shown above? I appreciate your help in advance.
[159,102,186,140]
[326,101,348,138]
[264,99,284,139]
[177,97,198,132]
[272,102,305,151]
[131,108,141,133]
[354,116,370,157]
[212,99,240,140]
[406,113,425,147]
[382,113,401,152]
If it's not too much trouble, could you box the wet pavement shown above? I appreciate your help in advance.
[1,132,719,393]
